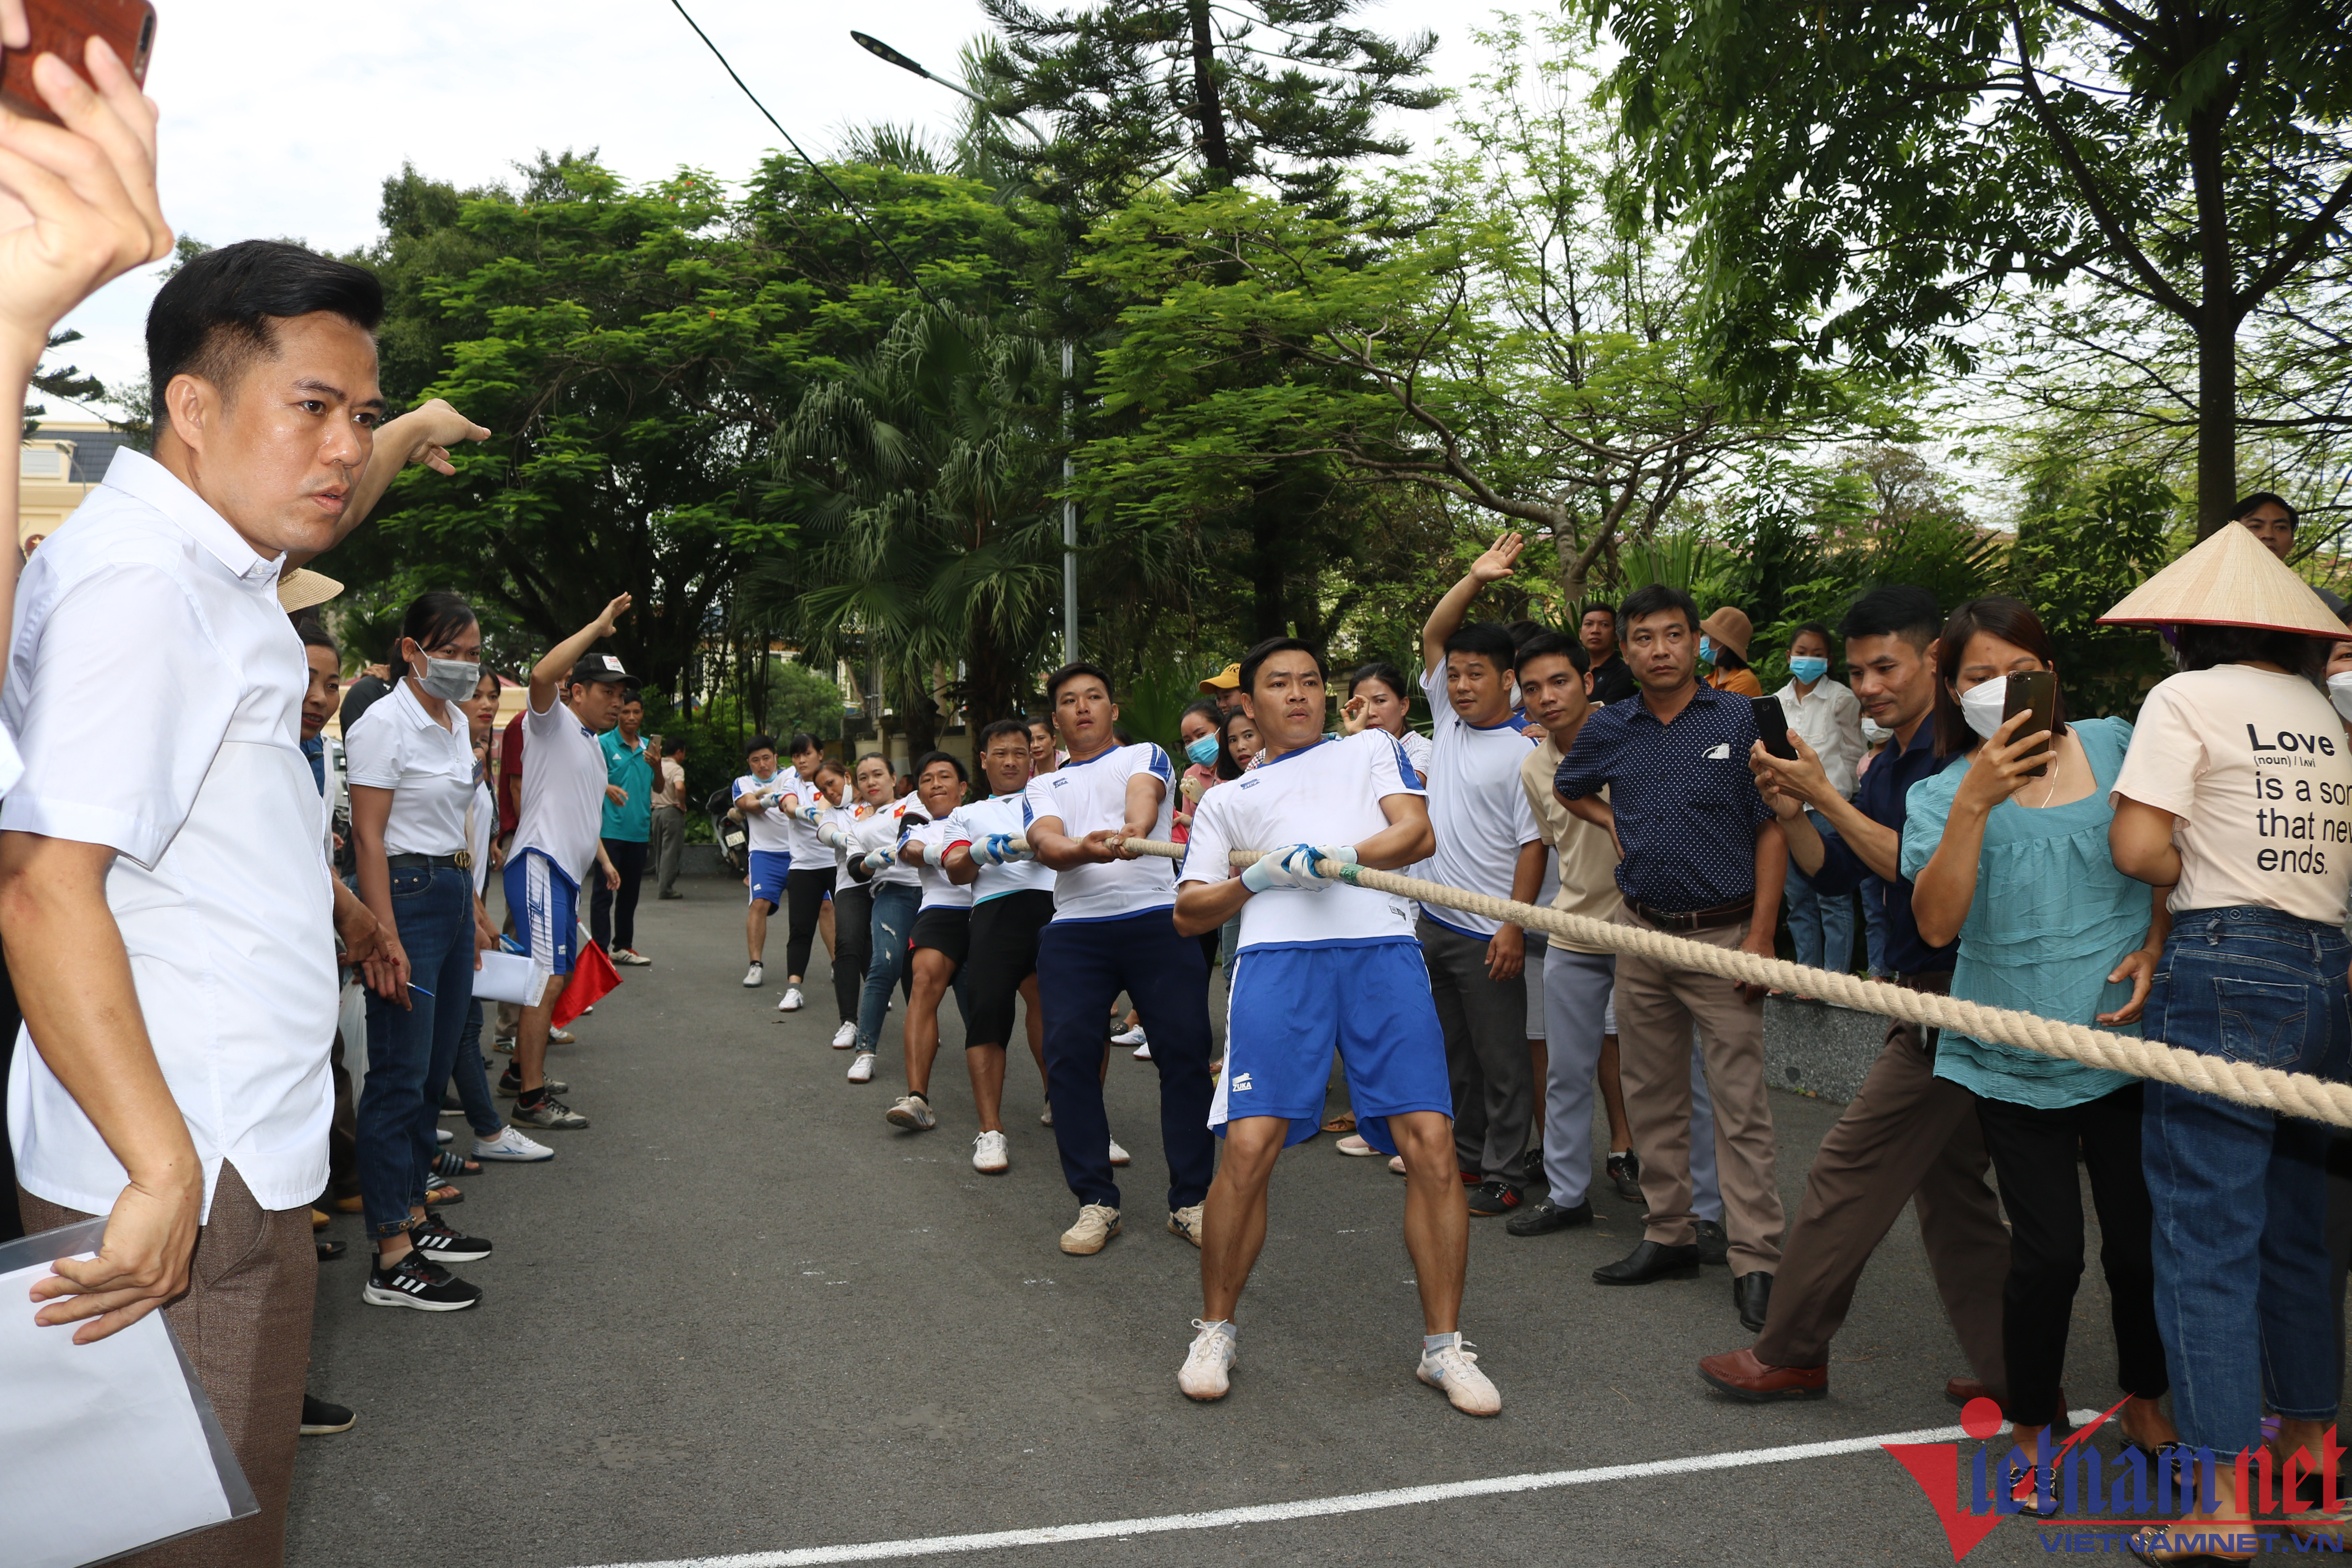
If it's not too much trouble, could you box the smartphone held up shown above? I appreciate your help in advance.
[2002,670,2059,779]
[0,0,154,125]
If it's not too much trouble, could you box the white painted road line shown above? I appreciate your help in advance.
[575,1408,2103,1568]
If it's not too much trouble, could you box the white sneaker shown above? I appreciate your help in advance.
[1178,1319,1237,1401]
[1040,1102,1054,1127]
[612,947,652,966]
[1336,1134,1375,1156]
[1167,1203,1205,1247]
[778,986,804,1012]
[742,962,764,988]
[1060,1203,1121,1255]
[1108,1136,1131,1167]
[1417,1333,1502,1416]
[1111,1024,1148,1048]
[1132,1041,1153,1061]
[887,1094,937,1131]
[972,1131,1009,1173]
[829,1020,858,1049]
[434,1127,452,1145]
[847,1053,876,1083]
[1387,1154,1407,1175]
[474,1126,555,1163]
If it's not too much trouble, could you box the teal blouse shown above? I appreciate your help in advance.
[1898,716,2145,1110]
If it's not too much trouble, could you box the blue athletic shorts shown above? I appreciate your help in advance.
[501,849,579,979]
[1211,939,1451,1156]
[748,849,791,909]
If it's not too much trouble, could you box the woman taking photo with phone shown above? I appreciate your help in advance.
[2104,527,2352,1562]
[1899,595,2176,1509]
[344,591,502,1311]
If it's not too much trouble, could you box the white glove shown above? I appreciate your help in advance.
[793,803,826,827]
[1241,844,1321,893]
[860,846,897,875]
[973,833,1030,867]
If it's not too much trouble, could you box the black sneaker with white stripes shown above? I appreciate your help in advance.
[362,1250,483,1312]
[408,1211,493,1263]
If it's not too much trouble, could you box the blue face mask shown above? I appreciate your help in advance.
[1185,734,1220,767]
[1788,656,1829,684]
[1697,636,1714,666]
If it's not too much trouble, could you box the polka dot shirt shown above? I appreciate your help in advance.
[1553,684,1775,913]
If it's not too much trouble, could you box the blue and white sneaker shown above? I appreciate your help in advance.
[1417,1333,1501,1416]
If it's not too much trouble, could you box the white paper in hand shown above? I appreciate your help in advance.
[0,1228,254,1566]
[471,948,546,1006]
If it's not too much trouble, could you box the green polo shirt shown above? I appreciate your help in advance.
[599,728,652,842]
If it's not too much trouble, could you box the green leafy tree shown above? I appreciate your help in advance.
[2004,463,2178,719]
[1584,0,2352,533]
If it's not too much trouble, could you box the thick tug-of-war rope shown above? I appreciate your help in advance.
[1082,834,2352,1132]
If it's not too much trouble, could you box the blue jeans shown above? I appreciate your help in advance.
[356,864,479,1241]
[1039,910,1216,1210]
[855,883,922,1052]
[2142,905,2350,1454]
[432,998,503,1142]
[1858,875,1891,977]
[1786,818,1855,978]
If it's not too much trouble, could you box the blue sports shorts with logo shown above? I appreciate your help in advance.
[501,848,579,979]
[747,849,791,909]
[1210,938,1452,1156]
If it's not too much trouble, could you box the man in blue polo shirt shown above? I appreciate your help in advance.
[1696,584,2012,1407]
[593,692,653,965]
[1554,583,1788,1334]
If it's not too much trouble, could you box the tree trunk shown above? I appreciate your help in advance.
[2188,98,2236,538]
[1186,0,1235,184]
[1248,496,1287,641]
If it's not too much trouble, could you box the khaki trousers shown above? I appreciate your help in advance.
[1611,905,1785,1272]
[1753,989,2011,1386]
[20,1161,314,1568]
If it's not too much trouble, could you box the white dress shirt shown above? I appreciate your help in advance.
[1772,675,1867,797]
[2,449,337,1221]
[341,679,475,856]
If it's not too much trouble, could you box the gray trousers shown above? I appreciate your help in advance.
[650,805,686,897]
[1542,947,1719,1216]
[1418,916,1532,1186]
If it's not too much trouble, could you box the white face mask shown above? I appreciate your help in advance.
[2329,671,2352,722]
[1860,718,1894,746]
[413,652,481,704]
[1957,676,2009,740]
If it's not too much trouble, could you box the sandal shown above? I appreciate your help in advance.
[1321,1112,1357,1134]
[423,1179,463,1207]
[431,1150,479,1178]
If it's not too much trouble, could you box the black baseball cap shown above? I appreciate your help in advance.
[567,652,631,688]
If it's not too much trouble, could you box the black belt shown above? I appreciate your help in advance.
[1627,895,1754,933]
[388,851,472,871]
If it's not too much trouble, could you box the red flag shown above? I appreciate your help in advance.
[552,941,621,1027]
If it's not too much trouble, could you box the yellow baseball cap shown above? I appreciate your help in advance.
[1197,662,1241,693]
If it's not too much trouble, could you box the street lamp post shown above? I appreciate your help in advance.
[851,30,1078,668]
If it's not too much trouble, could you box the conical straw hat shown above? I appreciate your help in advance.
[2098,521,2345,637]
[276,567,344,614]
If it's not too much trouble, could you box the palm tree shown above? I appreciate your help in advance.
[742,305,1066,747]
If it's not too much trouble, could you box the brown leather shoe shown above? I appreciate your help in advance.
[1699,1348,1827,1402]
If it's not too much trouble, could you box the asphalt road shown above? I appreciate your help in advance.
[289,878,2331,1568]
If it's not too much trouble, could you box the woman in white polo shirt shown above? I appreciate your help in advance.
[345,592,502,1312]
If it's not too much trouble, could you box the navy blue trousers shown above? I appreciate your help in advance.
[1038,910,1216,1211]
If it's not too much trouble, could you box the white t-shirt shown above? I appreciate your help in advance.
[2111,663,2352,926]
[735,768,799,855]
[779,768,827,860]
[1180,730,1422,951]
[846,794,923,888]
[468,775,495,897]
[510,693,610,885]
[944,792,1058,904]
[341,679,476,857]
[1,448,336,1221]
[907,817,975,911]
[822,799,857,872]
[1022,741,1178,922]
[1417,665,1542,937]
[1398,728,1432,783]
